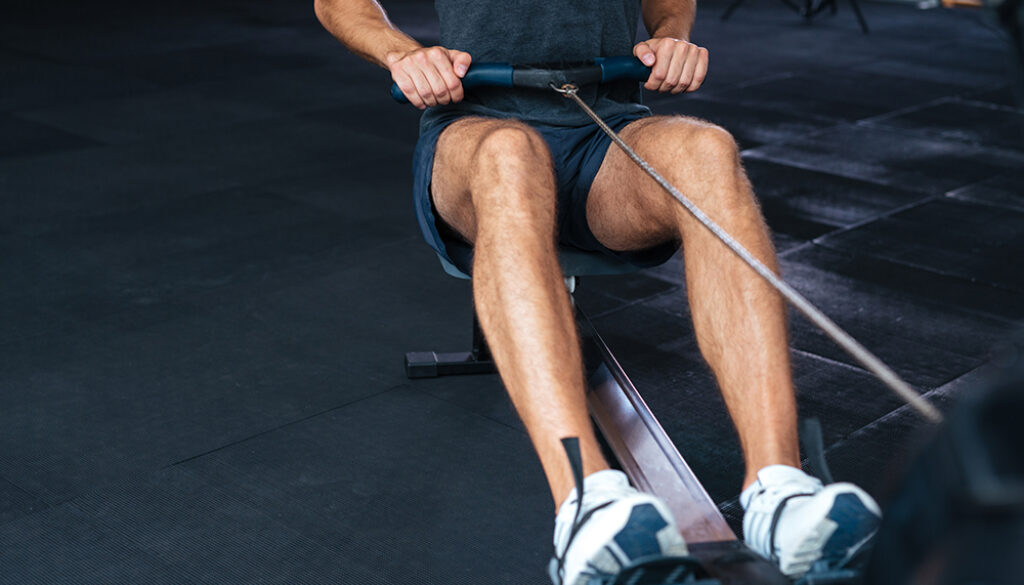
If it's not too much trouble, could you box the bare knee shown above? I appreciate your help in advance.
[472,123,549,172]
[470,123,554,212]
[657,123,755,215]
[680,123,742,173]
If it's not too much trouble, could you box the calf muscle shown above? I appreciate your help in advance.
[431,118,610,507]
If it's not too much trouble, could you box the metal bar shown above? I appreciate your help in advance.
[577,307,736,543]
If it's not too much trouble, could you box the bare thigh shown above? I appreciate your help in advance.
[587,114,751,251]
[431,116,556,243]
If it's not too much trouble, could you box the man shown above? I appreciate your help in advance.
[314,1,882,583]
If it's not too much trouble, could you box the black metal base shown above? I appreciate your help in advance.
[404,311,495,379]
[404,350,496,378]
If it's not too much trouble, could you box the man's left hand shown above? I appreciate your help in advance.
[633,38,709,94]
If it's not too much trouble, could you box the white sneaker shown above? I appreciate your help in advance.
[549,470,689,585]
[741,465,882,578]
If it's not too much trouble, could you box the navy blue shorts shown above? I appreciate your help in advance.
[411,111,679,275]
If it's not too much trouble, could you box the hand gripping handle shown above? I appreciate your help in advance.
[389,56,649,103]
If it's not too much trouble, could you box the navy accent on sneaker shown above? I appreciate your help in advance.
[820,493,881,566]
[612,504,669,560]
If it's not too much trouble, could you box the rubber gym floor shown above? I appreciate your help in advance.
[2,0,1022,583]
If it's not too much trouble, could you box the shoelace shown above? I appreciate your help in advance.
[552,437,615,585]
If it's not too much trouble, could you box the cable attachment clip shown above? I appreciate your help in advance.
[550,82,579,97]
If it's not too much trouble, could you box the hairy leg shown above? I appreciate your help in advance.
[587,115,800,489]
[432,118,609,508]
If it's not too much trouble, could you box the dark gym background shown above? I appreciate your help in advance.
[2,0,1022,583]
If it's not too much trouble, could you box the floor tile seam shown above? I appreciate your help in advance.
[789,309,1003,382]
[788,347,877,379]
[0,471,47,501]
[814,363,987,457]
[165,383,408,469]
[2,110,106,150]
[0,477,52,530]
[413,386,530,437]
[737,116,851,152]
[942,190,1024,214]
[952,96,1024,114]
[942,171,1009,197]
[681,70,799,96]
[738,148,925,196]
[777,240,817,260]
[853,94,957,125]
[812,238,1024,299]
[714,363,984,511]
[855,116,1024,153]
[579,285,685,321]
[788,242,1024,324]
[713,94,847,126]
[808,193,939,242]
[685,89,855,148]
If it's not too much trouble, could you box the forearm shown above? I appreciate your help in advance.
[641,0,696,40]
[314,0,422,67]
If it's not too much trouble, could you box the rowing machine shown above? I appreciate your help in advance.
[394,58,934,584]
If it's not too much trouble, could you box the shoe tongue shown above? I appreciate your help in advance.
[741,465,816,511]
[584,469,629,490]
[557,470,630,516]
[755,464,811,487]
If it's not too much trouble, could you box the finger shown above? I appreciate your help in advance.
[646,40,674,91]
[660,44,690,92]
[429,49,463,104]
[451,50,472,78]
[414,50,451,105]
[407,65,438,108]
[687,48,709,93]
[633,41,656,67]
[393,70,425,109]
[672,48,699,94]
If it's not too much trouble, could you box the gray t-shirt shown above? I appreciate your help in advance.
[419,0,650,133]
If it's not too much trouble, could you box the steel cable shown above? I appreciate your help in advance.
[553,83,943,423]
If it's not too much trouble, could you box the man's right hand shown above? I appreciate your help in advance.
[386,47,472,110]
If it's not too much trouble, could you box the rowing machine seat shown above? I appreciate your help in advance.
[436,239,646,280]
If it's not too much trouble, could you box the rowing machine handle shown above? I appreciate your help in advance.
[593,56,650,84]
[389,56,649,104]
